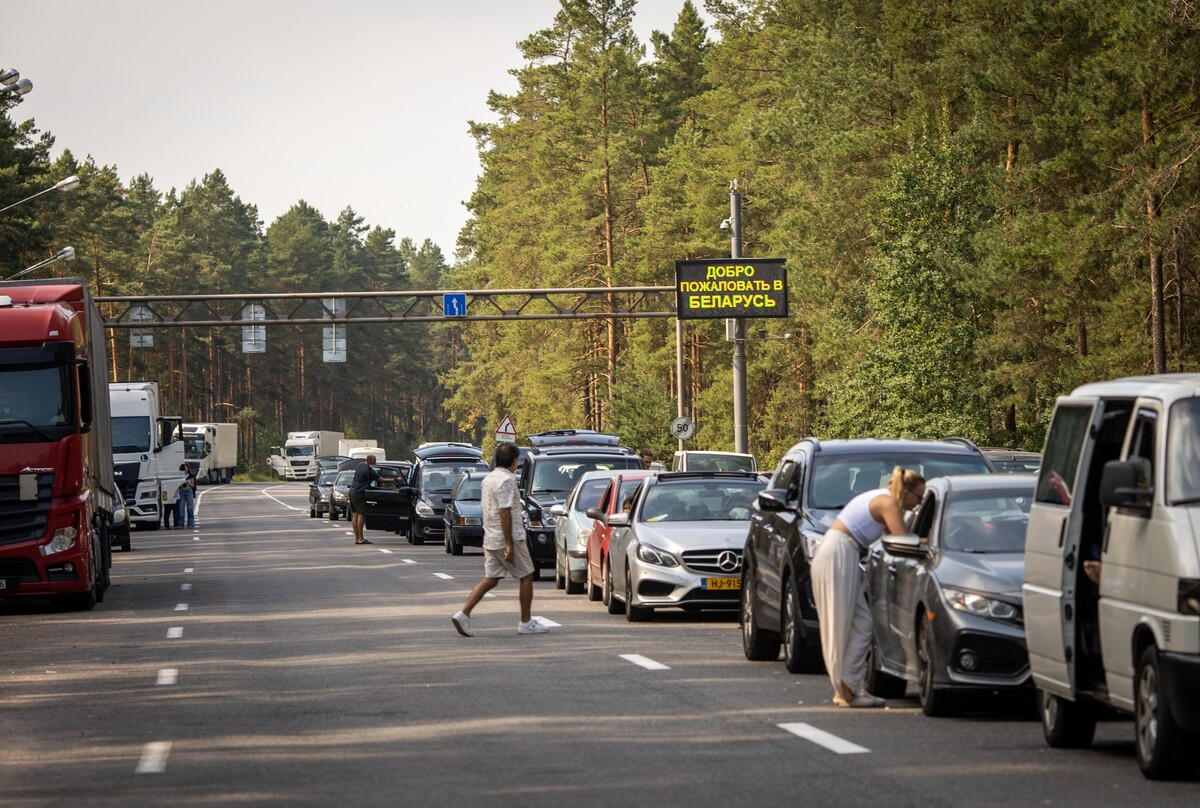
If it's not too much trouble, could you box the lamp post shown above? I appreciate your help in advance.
[5,246,76,281]
[0,67,32,97]
[0,175,81,214]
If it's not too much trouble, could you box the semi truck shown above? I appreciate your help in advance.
[0,278,114,609]
[283,430,344,480]
[339,438,386,461]
[183,422,238,483]
[110,382,185,528]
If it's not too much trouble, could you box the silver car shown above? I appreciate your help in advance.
[606,472,766,621]
[550,469,623,594]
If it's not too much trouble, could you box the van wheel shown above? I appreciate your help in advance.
[865,636,907,699]
[781,578,822,673]
[741,569,780,661]
[1136,645,1194,779]
[1039,689,1096,748]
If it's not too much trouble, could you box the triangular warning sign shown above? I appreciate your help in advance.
[496,414,516,435]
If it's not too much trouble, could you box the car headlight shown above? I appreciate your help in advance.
[542,511,559,528]
[944,588,1020,622]
[415,500,434,517]
[459,516,482,526]
[41,526,77,556]
[636,543,679,567]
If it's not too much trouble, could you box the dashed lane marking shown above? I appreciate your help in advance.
[620,654,669,671]
[181,583,191,591]
[777,723,870,754]
[166,627,183,639]
[135,741,172,774]
[532,616,560,627]
[378,548,394,554]
[174,603,188,612]
[433,573,454,580]
[402,559,418,565]
[156,669,178,686]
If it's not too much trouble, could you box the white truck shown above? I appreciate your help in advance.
[283,430,344,480]
[110,382,185,529]
[339,438,386,461]
[183,422,238,484]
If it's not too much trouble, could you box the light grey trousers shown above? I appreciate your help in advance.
[811,529,873,698]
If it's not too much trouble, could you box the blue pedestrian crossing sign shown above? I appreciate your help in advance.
[443,293,467,317]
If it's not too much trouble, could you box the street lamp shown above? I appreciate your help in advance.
[0,175,81,214]
[0,68,32,97]
[5,246,76,281]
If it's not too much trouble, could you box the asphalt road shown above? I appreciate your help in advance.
[2,482,1197,807]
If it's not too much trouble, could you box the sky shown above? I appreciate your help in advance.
[7,0,712,260]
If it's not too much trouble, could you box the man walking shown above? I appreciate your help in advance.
[452,442,549,636]
[348,454,379,545]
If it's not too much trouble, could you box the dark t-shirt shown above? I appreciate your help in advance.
[350,461,377,494]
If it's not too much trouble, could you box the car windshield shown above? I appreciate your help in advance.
[809,453,993,511]
[454,477,483,501]
[684,453,756,472]
[573,478,610,512]
[421,463,486,493]
[531,457,640,495]
[1168,398,1200,504]
[335,471,354,487]
[640,479,764,522]
[940,489,1033,553]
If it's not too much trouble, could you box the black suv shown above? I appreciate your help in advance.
[740,438,994,673]
[519,430,642,573]
[407,444,489,545]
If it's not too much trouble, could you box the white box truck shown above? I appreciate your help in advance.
[183,422,238,484]
[110,382,185,529]
[283,430,344,480]
[339,438,386,461]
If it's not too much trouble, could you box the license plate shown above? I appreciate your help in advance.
[0,577,18,591]
[702,577,740,591]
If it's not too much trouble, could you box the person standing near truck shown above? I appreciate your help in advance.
[349,454,379,545]
[175,463,197,529]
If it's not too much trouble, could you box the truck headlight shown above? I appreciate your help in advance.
[41,526,78,556]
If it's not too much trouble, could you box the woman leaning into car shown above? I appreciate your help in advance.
[813,466,925,708]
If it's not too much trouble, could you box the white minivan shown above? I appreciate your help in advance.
[1023,374,1200,779]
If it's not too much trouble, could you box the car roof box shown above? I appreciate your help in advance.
[413,443,483,460]
[527,429,621,448]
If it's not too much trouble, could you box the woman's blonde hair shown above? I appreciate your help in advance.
[887,466,925,503]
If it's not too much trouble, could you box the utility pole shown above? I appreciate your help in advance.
[729,181,748,454]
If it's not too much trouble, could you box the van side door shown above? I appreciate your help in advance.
[1023,398,1104,697]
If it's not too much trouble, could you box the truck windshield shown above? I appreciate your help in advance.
[111,416,151,453]
[286,445,314,457]
[1168,398,1200,504]
[184,434,206,459]
[0,346,76,443]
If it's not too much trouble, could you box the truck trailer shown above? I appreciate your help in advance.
[0,279,115,609]
[183,422,238,483]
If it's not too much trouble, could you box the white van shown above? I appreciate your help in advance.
[1023,374,1200,779]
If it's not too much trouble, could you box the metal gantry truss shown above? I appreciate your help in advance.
[97,286,678,328]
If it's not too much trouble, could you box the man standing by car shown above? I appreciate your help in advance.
[349,454,379,545]
[452,442,549,636]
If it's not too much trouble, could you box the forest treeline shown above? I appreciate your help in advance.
[3,0,1199,470]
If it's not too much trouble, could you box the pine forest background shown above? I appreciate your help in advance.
[2,0,1199,472]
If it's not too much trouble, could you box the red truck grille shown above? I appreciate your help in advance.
[0,474,54,546]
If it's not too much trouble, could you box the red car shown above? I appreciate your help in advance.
[585,470,654,612]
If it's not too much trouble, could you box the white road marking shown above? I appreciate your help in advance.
[402,559,418,565]
[174,603,188,612]
[183,568,193,574]
[532,616,561,627]
[433,573,454,580]
[180,583,191,591]
[777,723,870,755]
[156,668,178,686]
[260,486,306,511]
[136,741,172,774]
[620,654,670,671]
[166,627,183,639]
[193,537,199,542]
[378,548,394,554]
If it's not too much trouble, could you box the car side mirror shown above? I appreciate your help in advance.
[549,504,567,516]
[605,513,630,527]
[881,534,925,556]
[1099,460,1153,514]
[585,507,603,520]
[756,489,788,512]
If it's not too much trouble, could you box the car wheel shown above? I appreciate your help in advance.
[604,557,623,615]
[329,507,338,522]
[917,614,957,717]
[444,529,451,554]
[864,635,907,699]
[451,532,463,556]
[1135,645,1193,779]
[781,578,822,674]
[565,569,584,596]
[554,548,566,590]
[1040,688,1097,749]
[586,554,602,601]
[309,506,316,518]
[625,563,650,622]
[741,568,781,661]
[120,527,131,553]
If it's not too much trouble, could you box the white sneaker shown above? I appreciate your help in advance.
[452,611,473,637]
[518,619,550,635]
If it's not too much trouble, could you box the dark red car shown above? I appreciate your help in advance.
[585,470,654,612]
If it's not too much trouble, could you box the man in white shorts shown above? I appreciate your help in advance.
[452,442,549,637]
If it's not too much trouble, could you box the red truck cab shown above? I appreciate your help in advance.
[0,279,114,609]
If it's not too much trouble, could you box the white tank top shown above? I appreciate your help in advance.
[836,488,889,548]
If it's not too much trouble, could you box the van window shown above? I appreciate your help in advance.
[1036,405,1093,505]
[1167,398,1200,504]
[1127,410,1156,489]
